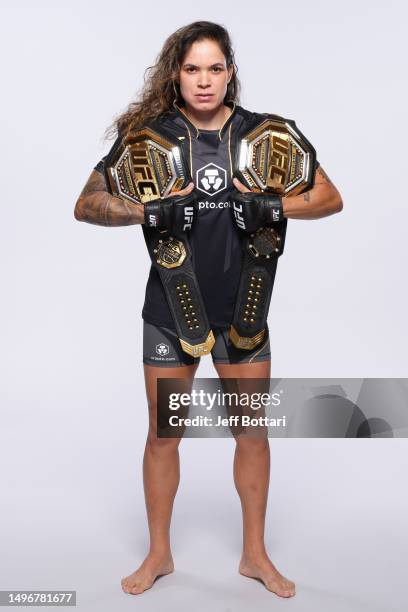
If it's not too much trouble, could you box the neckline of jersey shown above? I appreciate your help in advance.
[172,100,237,140]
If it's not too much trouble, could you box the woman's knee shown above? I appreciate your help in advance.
[146,427,181,453]
[235,433,269,453]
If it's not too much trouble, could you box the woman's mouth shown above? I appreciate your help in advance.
[196,94,214,101]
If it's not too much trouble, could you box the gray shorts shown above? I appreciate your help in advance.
[143,320,271,367]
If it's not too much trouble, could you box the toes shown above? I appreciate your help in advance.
[130,587,142,595]
[121,578,138,595]
[279,587,296,597]
[121,578,153,596]
[280,586,295,597]
[123,584,141,595]
[130,582,151,595]
[283,582,295,596]
[265,580,296,598]
[272,587,294,597]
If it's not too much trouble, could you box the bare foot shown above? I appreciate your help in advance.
[239,552,295,598]
[121,552,174,595]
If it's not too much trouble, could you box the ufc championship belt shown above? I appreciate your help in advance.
[104,124,215,358]
[230,115,317,350]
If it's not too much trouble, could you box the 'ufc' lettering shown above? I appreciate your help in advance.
[232,202,246,230]
[272,208,280,222]
[183,206,194,231]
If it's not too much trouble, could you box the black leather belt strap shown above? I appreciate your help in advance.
[143,226,215,357]
[230,221,287,349]
[104,123,215,357]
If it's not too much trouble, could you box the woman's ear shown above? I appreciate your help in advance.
[227,64,234,83]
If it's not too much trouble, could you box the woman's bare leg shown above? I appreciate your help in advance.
[213,360,295,598]
[121,362,199,595]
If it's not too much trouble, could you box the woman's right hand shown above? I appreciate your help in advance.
[144,182,196,231]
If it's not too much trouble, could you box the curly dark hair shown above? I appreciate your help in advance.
[105,21,241,140]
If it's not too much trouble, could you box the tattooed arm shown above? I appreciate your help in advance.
[74,168,144,227]
[281,166,343,220]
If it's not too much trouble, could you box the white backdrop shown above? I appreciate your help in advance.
[1,1,407,611]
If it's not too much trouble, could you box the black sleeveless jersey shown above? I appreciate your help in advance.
[94,102,319,330]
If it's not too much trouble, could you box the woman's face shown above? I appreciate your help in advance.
[178,38,233,112]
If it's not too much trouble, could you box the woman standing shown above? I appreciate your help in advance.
[74,21,342,598]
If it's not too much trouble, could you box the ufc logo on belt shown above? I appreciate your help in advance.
[183,206,194,231]
[269,135,289,187]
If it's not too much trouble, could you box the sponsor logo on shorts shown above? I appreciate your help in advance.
[150,342,176,362]
[156,343,169,356]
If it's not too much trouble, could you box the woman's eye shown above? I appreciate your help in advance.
[185,67,223,74]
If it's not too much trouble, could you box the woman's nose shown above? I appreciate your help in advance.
[198,71,211,87]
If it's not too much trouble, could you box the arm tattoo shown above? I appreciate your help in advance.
[78,170,107,197]
[75,170,144,226]
[317,166,334,186]
[303,190,311,203]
